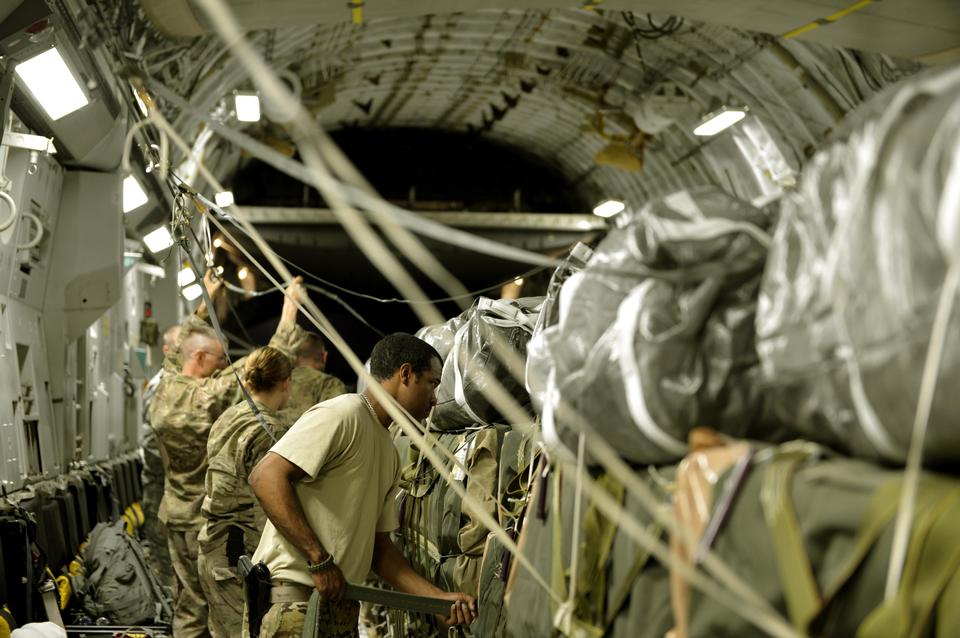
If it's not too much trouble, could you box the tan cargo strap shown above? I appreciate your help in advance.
[760,447,820,629]
[271,583,312,604]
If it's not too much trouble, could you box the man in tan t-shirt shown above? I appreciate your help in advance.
[249,333,476,637]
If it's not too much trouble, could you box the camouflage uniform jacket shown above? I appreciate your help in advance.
[149,313,305,531]
[198,399,288,556]
[278,366,348,424]
[140,370,166,493]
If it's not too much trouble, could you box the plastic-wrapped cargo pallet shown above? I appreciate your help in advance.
[536,186,785,465]
[756,63,960,466]
[431,297,542,431]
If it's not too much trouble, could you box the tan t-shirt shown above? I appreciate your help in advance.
[253,394,401,586]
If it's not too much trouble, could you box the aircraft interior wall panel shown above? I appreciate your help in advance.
[76,268,153,463]
[0,148,63,310]
[0,295,59,490]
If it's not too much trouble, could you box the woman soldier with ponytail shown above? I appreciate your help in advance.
[197,345,295,638]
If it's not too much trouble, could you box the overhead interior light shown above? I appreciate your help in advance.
[593,199,625,218]
[214,191,235,208]
[238,266,249,281]
[234,93,261,122]
[15,48,90,121]
[178,267,196,287]
[181,283,203,301]
[693,106,747,137]
[122,175,149,213]
[213,237,223,249]
[143,226,174,253]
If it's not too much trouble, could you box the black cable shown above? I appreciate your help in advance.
[222,215,550,305]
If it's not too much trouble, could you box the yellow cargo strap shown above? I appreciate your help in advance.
[55,575,72,610]
[0,606,14,638]
[575,475,624,627]
[349,0,363,25]
[122,502,145,534]
[857,488,960,638]
[760,447,820,630]
[782,0,876,39]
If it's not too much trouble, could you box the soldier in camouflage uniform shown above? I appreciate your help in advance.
[140,324,180,590]
[279,332,348,425]
[198,346,294,638]
[150,275,308,638]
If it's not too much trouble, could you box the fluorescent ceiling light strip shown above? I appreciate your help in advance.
[215,191,235,207]
[15,48,89,120]
[123,175,149,213]
[181,283,203,301]
[693,108,747,137]
[178,267,197,286]
[143,226,174,253]
[593,200,625,218]
[234,94,261,122]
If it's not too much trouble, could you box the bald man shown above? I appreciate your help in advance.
[150,276,309,638]
[140,324,182,589]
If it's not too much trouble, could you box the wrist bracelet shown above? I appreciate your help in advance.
[306,554,335,573]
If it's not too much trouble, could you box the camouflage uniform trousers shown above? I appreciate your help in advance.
[242,599,360,638]
[168,526,211,638]
[197,546,244,638]
[141,428,173,589]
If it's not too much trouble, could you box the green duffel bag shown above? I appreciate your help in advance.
[396,426,507,599]
[680,443,960,638]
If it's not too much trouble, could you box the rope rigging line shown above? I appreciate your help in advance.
[153,103,801,638]
[195,201,519,524]
[131,3,805,629]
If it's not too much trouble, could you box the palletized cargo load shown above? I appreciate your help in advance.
[536,187,782,465]
[757,63,960,467]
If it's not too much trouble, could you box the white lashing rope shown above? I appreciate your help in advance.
[154,116,800,638]
[884,263,960,601]
[202,207,797,636]
[131,4,802,630]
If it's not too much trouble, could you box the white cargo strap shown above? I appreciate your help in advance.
[641,211,772,249]
[539,369,577,464]
[451,324,485,424]
[476,297,538,331]
[568,241,595,264]
[617,283,688,457]
[40,581,64,628]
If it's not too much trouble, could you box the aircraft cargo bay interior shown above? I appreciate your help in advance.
[0,1,959,637]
